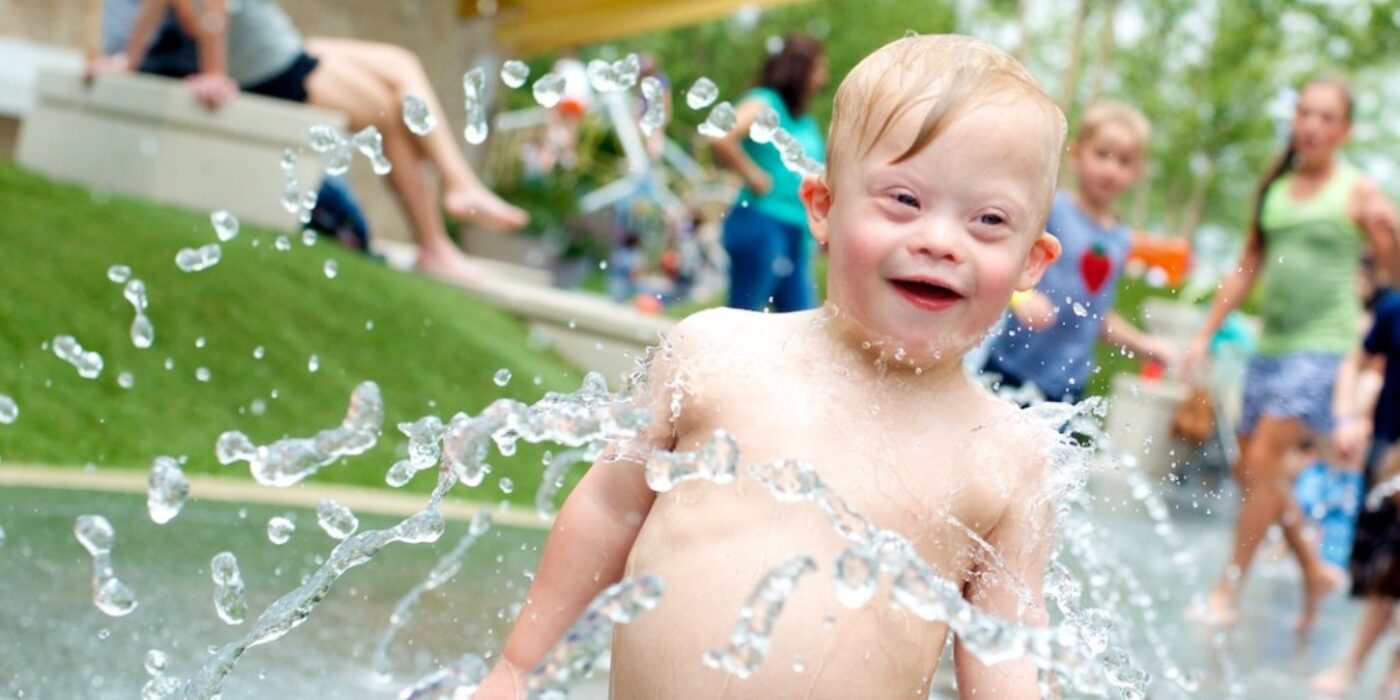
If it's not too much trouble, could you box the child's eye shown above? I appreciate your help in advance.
[893,192,920,209]
[978,213,1007,226]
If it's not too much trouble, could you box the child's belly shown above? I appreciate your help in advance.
[610,482,955,699]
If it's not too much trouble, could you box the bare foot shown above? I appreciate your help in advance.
[1187,590,1239,628]
[1298,563,1347,633]
[443,184,529,232]
[1310,662,1358,696]
[415,245,488,286]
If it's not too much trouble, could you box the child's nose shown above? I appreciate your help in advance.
[905,219,964,262]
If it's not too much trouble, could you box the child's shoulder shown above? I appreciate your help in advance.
[964,391,1061,484]
[668,307,817,353]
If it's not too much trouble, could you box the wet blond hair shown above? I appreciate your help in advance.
[1075,100,1151,152]
[826,34,1065,212]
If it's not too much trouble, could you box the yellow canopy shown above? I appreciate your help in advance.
[462,0,810,56]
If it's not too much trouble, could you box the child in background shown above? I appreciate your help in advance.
[476,34,1067,699]
[981,101,1176,403]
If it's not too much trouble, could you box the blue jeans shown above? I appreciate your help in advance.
[722,206,815,312]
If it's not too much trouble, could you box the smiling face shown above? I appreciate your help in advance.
[803,96,1061,362]
[1070,122,1145,210]
[1291,82,1351,165]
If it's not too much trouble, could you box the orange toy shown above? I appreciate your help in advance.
[1127,231,1191,287]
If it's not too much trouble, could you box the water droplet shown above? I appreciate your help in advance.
[1072,302,1088,318]
[686,77,719,110]
[309,124,341,152]
[316,499,359,540]
[118,372,135,389]
[280,148,298,173]
[146,456,189,524]
[749,107,779,144]
[499,477,514,494]
[325,144,353,176]
[252,345,265,360]
[639,76,666,136]
[107,265,132,283]
[0,395,18,424]
[463,102,489,145]
[532,72,566,108]
[280,178,301,214]
[323,260,338,279]
[307,354,320,373]
[493,369,512,386]
[210,210,239,242]
[351,126,391,176]
[462,67,487,101]
[74,515,138,617]
[175,243,222,272]
[500,60,530,89]
[274,235,292,252]
[53,335,104,379]
[300,189,318,213]
[266,516,296,545]
[250,399,267,415]
[402,94,435,136]
[195,367,212,382]
[302,229,318,246]
[144,649,168,675]
[210,551,248,625]
[218,382,382,487]
[698,101,737,138]
[130,314,155,349]
[123,279,148,311]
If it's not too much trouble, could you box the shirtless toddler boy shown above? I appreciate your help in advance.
[478,34,1068,699]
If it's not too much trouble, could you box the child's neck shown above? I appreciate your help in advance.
[816,306,973,392]
[1070,188,1119,229]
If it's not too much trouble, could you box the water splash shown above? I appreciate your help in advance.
[210,551,248,625]
[462,68,490,145]
[371,510,492,679]
[123,278,155,348]
[141,648,181,700]
[749,107,779,144]
[532,73,566,108]
[833,543,879,608]
[639,76,666,136]
[310,124,354,176]
[524,574,665,699]
[702,555,817,678]
[216,381,384,487]
[586,55,639,93]
[210,210,239,242]
[500,60,530,89]
[146,456,189,524]
[107,264,132,283]
[323,260,338,279]
[266,515,296,545]
[0,394,17,424]
[493,369,513,387]
[697,101,737,138]
[535,447,590,519]
[351,126,393,175]
[74,515,138,617]
[397,653,488,700]
[685,77,719,110]
[175,243,222,272]
[179,507,447,699]
[52,334,104,379]
[386,415,445,488]
[316,499,359,540]
[643,429,738,492]
[402,94,436,136]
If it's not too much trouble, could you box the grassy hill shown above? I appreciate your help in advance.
[0,160,590,504]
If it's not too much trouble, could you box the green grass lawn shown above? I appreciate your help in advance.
[0,160,589,505]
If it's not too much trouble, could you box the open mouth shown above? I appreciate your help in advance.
[890,279,963,311]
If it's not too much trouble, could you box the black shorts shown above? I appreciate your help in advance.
[243,52,320,103]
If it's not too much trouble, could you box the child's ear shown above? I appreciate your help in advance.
[800,175,832,246]
[1017,232,1062,290]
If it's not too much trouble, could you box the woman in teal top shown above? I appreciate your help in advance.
[1184,78,1398,631]
[710,34,828,312]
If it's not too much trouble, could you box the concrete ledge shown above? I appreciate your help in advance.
[17,67,346,230]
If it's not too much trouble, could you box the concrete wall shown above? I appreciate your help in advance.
[0,0,501,243]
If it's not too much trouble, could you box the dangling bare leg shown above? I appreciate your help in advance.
[304,50,486,283]
[304,37,528,231]
[1204,417,1341,628]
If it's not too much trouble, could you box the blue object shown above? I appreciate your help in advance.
[981,191,1134,400]
[732,87,825,228]
[307,177,371,252]
[723,205,815,312]
[1294,461,1363,568]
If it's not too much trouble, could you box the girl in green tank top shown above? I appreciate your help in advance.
[1184,78,1399,636]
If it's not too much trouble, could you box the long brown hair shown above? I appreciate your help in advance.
[1247,76,1353,251]
[757,33,824,118]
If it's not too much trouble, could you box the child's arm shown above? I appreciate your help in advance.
[1332,347,1384,462]
[1100,311,1176,365]
[474,454,658,697]
[118,0,171,73]
[954,447,1056,698]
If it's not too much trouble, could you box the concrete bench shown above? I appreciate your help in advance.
[16,66,344,230]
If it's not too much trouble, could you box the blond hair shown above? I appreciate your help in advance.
[827,34,1065,206]
[1075,100,1151,151]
